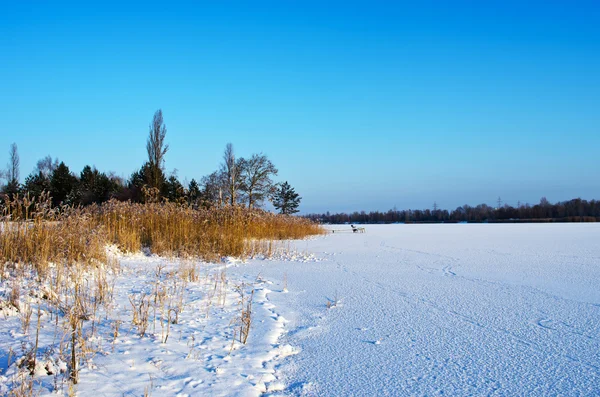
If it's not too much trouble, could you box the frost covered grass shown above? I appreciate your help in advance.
[0,194,322,395]
[0,239,319,396]
[0,250,119,393]
[0,251,300,395]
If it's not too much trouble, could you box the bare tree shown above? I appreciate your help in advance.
[201,170,226,208]
[239,153,278,208]
[220,143,242,206]
[36,155,60,177]
[146,109,169,190]
[7,143,19,183]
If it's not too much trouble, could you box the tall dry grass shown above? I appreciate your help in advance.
[1,195,324,275]
[93,200,323,260]
[0,193,107,278]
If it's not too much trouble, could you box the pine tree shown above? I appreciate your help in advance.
[164,175,185,202]
[77,165,119,205]
[272,181,301,215]
[188,179,200,206]
[50,162,78,206]
[128,162,165,203]
[2,179,20,199]
[24,171,51,199]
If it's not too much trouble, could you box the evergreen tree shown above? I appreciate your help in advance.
[77,165,96,204]
[188,179,200,206]
[23,171,51,199]
[50,162,78,206]
[128,162,166,202]
[164,175,185,202]
[1,179,20,199]
[129,164,148,190]
[272,181,301,215]
[77,165,120,205]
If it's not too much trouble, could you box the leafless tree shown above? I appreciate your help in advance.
[7,143,19,183]
[220,143,242,206]
[201,170,226,208]
[239,153,278,208]
[146,109,169,189]
[35,155,60,177]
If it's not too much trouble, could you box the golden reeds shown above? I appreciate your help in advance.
[1,195,324,276]
[92,200,323,259]
[0,193,107,278]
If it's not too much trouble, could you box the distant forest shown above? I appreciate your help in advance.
[305,197,600,224]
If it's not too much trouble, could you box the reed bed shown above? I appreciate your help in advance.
[1,195,324,274]
[94,200,323,259]
[0,193,107,278]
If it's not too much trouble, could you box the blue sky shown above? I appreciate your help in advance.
[1,1,599,213]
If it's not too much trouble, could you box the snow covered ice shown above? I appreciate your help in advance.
[234,224,600,396]
[2,223,599,396]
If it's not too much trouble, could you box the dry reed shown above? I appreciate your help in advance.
[1,195,323,278]
[94,200,323,259]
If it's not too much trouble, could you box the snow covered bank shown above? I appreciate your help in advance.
[0,251,306,396]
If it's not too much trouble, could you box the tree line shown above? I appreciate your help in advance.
[0,109,302,215]
[306,197,600,224]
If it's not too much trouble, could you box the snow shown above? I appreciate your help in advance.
[229,224,600,396]
[1,224,599,396]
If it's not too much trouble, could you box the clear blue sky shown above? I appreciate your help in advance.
[1,1,599,213]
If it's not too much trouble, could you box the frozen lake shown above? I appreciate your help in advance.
[3,223,598,396]
[234,223,600,396]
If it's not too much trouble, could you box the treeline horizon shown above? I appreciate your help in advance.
[305,197,600,224]
[0,109,302,215]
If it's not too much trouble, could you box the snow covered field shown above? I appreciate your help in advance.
[2,224,599,396]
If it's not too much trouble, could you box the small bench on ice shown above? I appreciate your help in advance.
[351,225,365,233]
